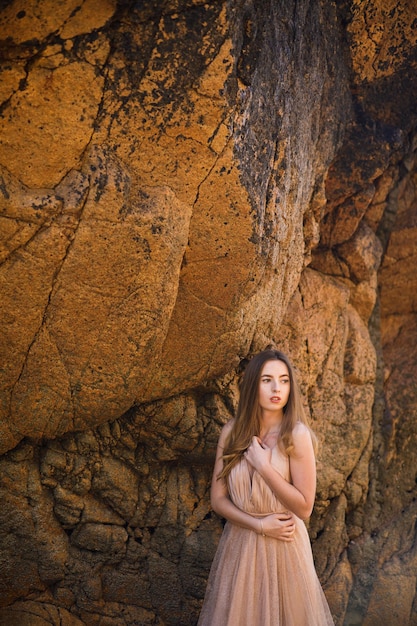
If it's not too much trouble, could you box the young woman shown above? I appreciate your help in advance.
[198,349,334,626]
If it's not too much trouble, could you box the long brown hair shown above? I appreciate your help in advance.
[218,349,316,480]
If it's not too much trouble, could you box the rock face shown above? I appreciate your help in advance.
[0,1,416,625]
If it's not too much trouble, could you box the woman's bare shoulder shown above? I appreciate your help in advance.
[222,418,235,433]
[218,418,235,447]
[292,421,314,448]
[293,421,310,436]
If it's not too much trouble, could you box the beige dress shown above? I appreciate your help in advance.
[198,444,334,626]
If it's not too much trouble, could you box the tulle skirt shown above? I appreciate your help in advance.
[198,518,334,626]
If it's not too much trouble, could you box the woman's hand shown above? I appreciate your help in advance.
[245,436,272,472]
[261,512,296,542]
[249,424,317,520]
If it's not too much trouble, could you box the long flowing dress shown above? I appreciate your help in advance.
[198,443,334,626]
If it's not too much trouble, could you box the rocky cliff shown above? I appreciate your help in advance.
[0,1,416,625]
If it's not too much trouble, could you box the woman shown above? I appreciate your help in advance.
[198,349,334,626]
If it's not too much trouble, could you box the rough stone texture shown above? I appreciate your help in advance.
[0,1,416,625]
[0,0,346,452]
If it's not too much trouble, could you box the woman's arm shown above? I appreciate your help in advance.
[211,422,296,540]
[210,421,260,531]
[245,422,316,520]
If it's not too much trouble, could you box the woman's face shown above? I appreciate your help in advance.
[258,359,290,416]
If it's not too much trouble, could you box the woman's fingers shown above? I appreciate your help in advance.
[260,515,296,541]
[276,511,294,521]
